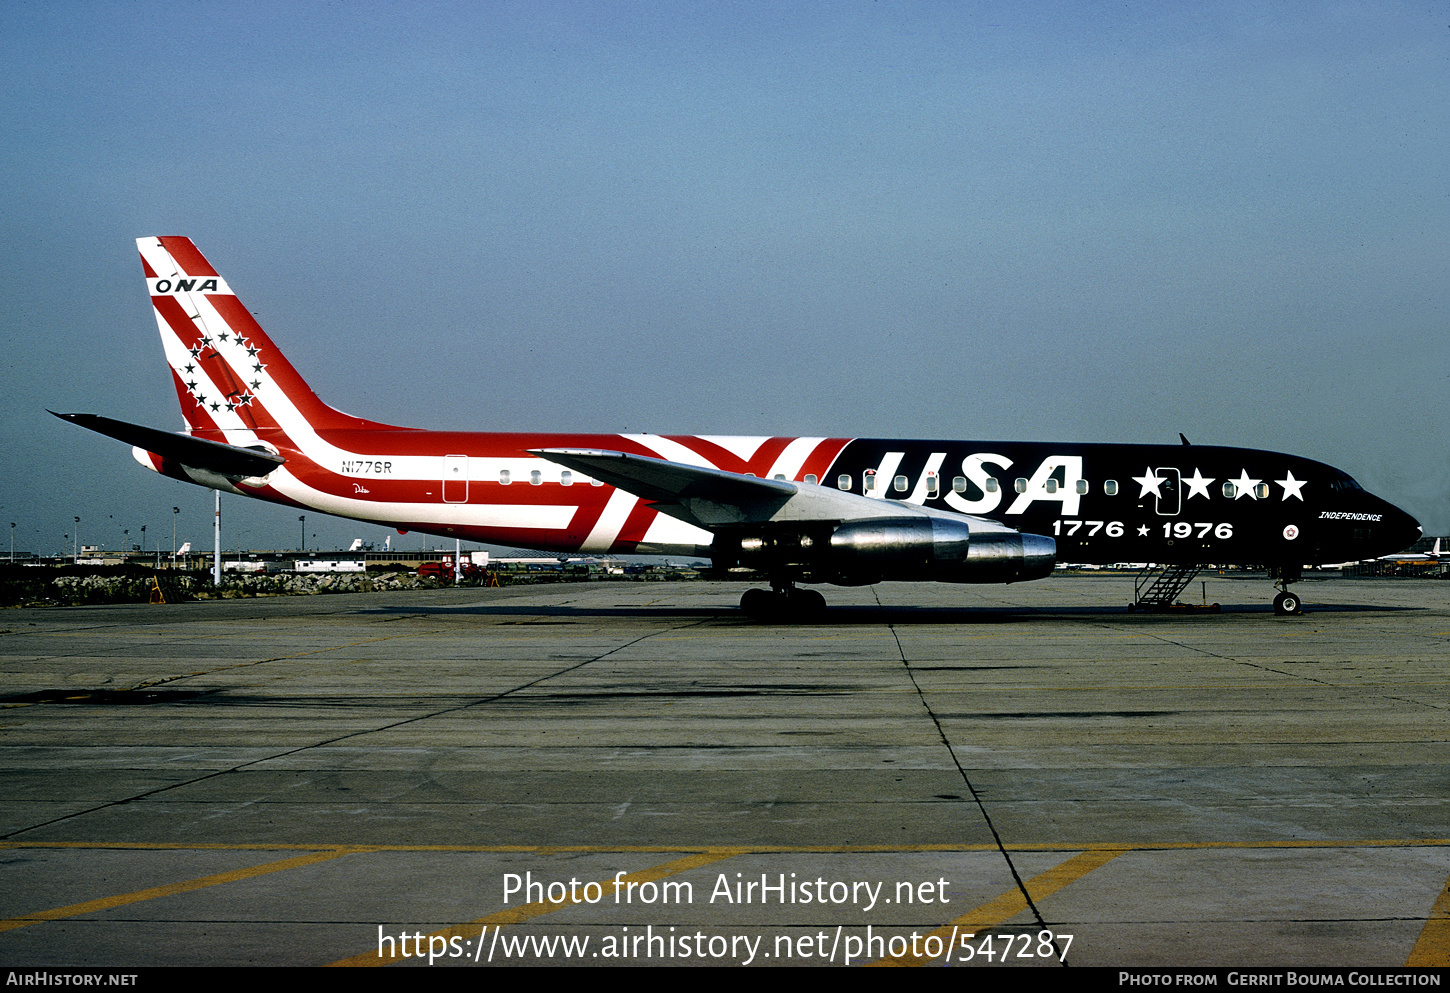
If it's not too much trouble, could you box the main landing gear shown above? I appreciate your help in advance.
[740,579,827,621]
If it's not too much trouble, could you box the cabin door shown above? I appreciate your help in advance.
[443,455,468,503]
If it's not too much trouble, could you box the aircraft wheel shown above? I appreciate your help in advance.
[792,587,827,620]
[1273,591,1302,616]
[740,588,772,618]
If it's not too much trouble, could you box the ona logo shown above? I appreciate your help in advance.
[148,277,231,295]
[1283,524,1300,541]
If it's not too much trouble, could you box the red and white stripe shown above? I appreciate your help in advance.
[135,237,854,555]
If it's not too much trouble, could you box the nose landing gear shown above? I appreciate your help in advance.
[1272,585,1302,616]
[1270,563,1305,616]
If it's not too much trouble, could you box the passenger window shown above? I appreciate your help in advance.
[953,476,967,493]
[774,473,786,481]
[1044,478,1058,493]
[1254,482,1270,499]
[865,474,876,491]
[1104,480,1117,496]
[1014,478,1027,494]
[926,475,939,497]
[894,475,909,492]
[804,473,818,485]
[837,474,852,490]
[499,469,511,485]
[985,477,999,493]
[1076,479,1088,495]
[590,477,603,486]
[1222,481,1237,499]
[560,471,572,487]
[530,469,542,485]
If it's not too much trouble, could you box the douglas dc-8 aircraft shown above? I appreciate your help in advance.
[57,237,1420,617]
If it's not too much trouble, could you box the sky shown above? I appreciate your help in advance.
[1,0,1446,557]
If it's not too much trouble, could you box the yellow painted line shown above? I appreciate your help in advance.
[868,849,1127,967]
[0,849,360,934]
[1405,870,1450,966]
[327,848,746,967]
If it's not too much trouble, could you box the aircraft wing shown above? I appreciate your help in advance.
[52,411,285,479]
[531,448,798,528]
[530,447,1017,535]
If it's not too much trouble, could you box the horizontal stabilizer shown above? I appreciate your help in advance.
[51,411,285,478]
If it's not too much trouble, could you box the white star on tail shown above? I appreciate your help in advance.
[1276,471,1306,501]
[1133,467,1165,498]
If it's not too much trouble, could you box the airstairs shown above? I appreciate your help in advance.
[1131,564,1203,610]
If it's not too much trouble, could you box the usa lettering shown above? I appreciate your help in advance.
[941,453,1085,516]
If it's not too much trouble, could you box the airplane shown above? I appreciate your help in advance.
[54,237,1422,618]
[1387,537,1445,561]
[1373,537,1446,565]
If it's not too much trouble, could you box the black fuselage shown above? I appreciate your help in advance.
[826,440,1420,570]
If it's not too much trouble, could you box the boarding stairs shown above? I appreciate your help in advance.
[1132,564,1201,610]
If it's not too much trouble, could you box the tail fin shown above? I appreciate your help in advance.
[137,237,394,442]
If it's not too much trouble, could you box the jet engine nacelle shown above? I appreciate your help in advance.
[719,516,1056,586]
[826,517,1055,585]
[828,517,970,571]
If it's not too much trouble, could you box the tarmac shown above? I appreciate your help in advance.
[0,574,1446,968]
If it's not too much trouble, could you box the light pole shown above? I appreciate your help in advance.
[172,507,179,561]
[9,522,14,563]
[73,517,79,563]
[299,515,305,553]
[212,490,221,585]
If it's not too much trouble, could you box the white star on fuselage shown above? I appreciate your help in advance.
[1133,467,1165,498]
[1184,469,1215,500]
[1230,470,1261,499]
[1276,471,1306,501]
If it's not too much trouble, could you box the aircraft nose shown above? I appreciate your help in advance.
[1386,507,1421,553]
[1384,505,1422,554]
